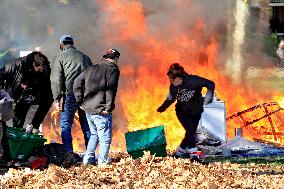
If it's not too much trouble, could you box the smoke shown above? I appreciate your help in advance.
[0,0,235,61]
[0,0,103,59]
[0,0,271,67]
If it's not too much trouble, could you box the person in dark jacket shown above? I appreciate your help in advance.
[50,34,92,154]
[74,49,120,166]
[157,63,215,157]
[0,51,53,134]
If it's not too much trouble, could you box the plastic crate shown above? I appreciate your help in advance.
[7,127,47,160]
[125,126,167,159]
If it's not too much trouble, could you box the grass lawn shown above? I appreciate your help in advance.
[246,69,284,93]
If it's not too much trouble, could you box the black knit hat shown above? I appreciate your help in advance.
[103,49,120,59]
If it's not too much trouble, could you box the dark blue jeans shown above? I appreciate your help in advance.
[60,93,90,153]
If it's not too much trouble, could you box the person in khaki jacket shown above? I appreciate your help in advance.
[50,34,92,158]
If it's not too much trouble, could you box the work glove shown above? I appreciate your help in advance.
[157,106,166,113]
[203,92,213,105]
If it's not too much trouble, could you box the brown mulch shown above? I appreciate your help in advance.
[0,152,284,189]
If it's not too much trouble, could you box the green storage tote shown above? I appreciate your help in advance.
[7,127,47,160]
[125,126,167,159]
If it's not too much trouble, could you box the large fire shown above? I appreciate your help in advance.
[43,0,284,152]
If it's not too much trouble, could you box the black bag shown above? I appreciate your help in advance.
[42,143,67,166]
[62,152,82,168]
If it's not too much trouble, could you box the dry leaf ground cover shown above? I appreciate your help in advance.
[0,153,284,189]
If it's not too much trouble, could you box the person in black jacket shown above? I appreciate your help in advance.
[0,51,53,134]
[74,49,120,166]
[157,63,215,157]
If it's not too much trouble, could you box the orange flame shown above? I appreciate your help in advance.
[42,109,86,152]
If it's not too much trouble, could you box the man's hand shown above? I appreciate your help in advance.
[54,99,63,111]
[20,83,27,90]
[157,106,166,113]
[100,111,110,115]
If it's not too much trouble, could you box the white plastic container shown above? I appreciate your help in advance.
[199,99,226,142]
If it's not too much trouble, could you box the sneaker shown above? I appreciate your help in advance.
[175,146,187,157]
[83,155,97,166]
[25,124,33,133]
[187,147,198,154]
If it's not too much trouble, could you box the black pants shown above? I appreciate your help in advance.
[1,121,11,160]
[13,99,52,129]
[176,110,202,149]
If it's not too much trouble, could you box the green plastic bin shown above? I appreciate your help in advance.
[125,126,167,159]
[7,127,47,160]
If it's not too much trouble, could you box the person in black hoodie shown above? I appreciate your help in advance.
[74,48,120,166]
[0,51,53,134]
[157,63,215,157]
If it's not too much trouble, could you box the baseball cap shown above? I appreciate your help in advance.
[59,34,73,44]
[103,49,120,59]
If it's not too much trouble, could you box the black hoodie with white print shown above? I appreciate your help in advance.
[159,73,215,115]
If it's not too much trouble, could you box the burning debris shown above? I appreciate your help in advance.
[194,101,284,158]
[226,102,283,128]
[226,101,284,146]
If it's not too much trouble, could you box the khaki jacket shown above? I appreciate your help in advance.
[50,46,93,101]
